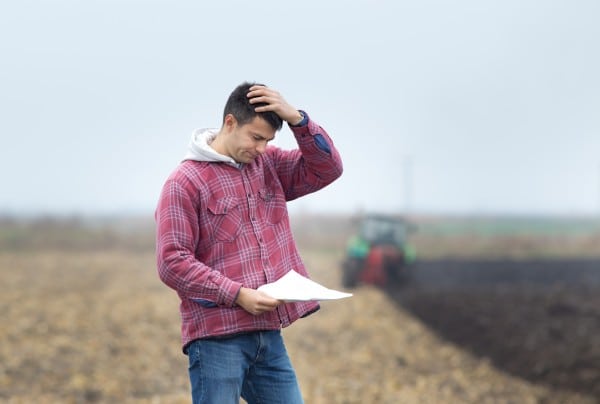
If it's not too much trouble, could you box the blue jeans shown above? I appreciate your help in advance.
[186,330,304,404]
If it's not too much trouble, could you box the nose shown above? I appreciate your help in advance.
[256,141,267,154]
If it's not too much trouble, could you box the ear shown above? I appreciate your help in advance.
[223,114,237,132]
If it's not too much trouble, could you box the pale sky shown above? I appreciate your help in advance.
[1,0,599,216]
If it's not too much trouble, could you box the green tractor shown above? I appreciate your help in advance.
[341,214,416,288]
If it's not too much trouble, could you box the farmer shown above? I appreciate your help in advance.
[155,82,343,403]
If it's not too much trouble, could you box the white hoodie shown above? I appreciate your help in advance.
[182,128,240,168]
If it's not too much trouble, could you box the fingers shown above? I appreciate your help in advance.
[246,85,299,123]
[248,299,281,316]
[247,85,273,98]
[255,292,281,311]
[236,287,283,316]
[247,84,269,97]
[247,86,281,111]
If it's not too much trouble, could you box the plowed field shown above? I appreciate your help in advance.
[0,218,598,403]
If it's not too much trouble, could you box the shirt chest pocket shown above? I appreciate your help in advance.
[258,188,286,225]
[207,196,242,242]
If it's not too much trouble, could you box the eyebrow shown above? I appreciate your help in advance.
[251,132,275,142]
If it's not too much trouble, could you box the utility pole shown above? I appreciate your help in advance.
[402,155,413,215]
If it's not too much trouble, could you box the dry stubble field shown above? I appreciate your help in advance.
[0,216,599,403]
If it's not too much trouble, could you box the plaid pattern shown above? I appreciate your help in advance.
[156,117,343,351]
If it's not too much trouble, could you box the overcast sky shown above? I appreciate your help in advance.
[1,0,599,216]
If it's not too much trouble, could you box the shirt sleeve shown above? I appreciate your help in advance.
[268,112,343,201]
[155,176,242,307]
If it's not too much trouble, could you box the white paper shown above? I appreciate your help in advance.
[257,270,353,302]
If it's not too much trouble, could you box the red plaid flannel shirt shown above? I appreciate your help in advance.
[155,116,343,351]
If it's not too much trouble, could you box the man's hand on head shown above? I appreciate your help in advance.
[247,85,304,125]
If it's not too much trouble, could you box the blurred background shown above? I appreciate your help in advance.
[1,1,599,403]
[2,0,600,217]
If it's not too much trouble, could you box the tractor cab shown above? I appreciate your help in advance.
[360,214,410,247]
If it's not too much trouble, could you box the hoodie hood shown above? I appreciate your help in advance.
[183,128,240,168]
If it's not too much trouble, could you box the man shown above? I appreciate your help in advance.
[155,82,343,403]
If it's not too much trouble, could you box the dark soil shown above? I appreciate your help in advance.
[388,258,600,399]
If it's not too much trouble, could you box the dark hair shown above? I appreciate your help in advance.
[222,82,283,131]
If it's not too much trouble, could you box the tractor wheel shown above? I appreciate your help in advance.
[341,257,362,288]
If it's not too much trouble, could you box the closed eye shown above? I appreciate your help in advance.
[252,133,274,142]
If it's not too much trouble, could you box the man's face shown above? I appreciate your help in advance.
[225,115,276,164]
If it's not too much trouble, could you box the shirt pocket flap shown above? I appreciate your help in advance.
[207,196,240,215]
[206,196,242,242]
[258,188,273,201]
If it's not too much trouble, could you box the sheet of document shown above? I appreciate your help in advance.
[257,270,353,302]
